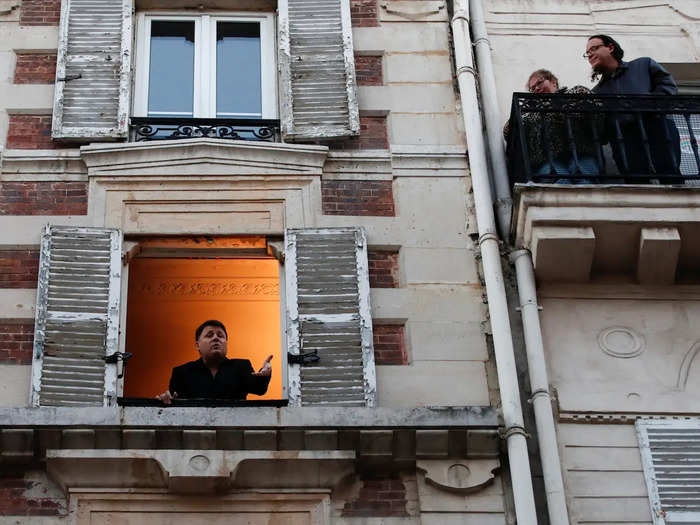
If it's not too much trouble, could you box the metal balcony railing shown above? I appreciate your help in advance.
[506,93,700,185]
[130,117,281,143]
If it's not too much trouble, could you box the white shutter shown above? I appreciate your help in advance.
[30,226,122,407]
[52,0,132,140]
[285,227,375,406]
[278,0,360,141]
[637,419,700,524]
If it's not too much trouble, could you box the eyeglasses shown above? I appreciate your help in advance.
[528,77,546,93]
[582,44,606,59]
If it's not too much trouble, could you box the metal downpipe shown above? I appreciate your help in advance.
[451,1,537,523]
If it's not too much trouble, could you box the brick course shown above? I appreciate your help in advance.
[0,182,88,216]
[322,179,395,216]
[14,53,57,84]
[329,116,388,151]
[6,115,62,150]
[355,55,383,86]
[19,0,61,26]
[350,0,379,27]
[0,323,34,366]
[0,249,39,289]
[342,476,409,517]
[373,324,407,365]
[368,249,399,288]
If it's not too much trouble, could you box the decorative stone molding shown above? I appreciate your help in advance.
[417,459,500,494]
[597,326,645,359]
[133,279,280,299]
[48,449,355,493]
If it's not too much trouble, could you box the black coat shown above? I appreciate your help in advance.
[169,358,270,399]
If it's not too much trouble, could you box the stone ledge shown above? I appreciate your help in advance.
[512,184,700,283]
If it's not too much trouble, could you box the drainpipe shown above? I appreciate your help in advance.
[469,0,512,238]
[451,2,538,523]
[511,250,571,525]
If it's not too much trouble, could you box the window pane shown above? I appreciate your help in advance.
[217,22,261,118]
[148,21,195,117]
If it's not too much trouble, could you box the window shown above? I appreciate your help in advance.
[29,226,376,408]
[637,418,700,524]
[133,12,277,119]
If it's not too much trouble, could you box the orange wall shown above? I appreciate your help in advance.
[124,257,282,399]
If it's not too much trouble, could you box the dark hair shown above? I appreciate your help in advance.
[588,34,624,81]
[195,320,228,341]
[526,69,559,91]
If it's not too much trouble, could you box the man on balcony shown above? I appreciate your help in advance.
[585,34,681,177]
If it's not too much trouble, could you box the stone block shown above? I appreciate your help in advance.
[243,430,277,450]
[95,430,121,449]
[278,430,304,450]
[182,430,217,450]
[532,225,595,282]
[359,430,394,455]
[216,430,243,450]
[155,430,182,449]
[416,430,448,458]
[122,430,156,449]
[385,52,452,83]
[61,429,94,449]
[467,430,499,458]
[304,430,338,450]
[637,227,680,284]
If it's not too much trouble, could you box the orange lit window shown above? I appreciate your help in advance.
[123,236,282,400]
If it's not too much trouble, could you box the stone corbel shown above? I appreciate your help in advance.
[416,459,500,494]
[47,449,356,494]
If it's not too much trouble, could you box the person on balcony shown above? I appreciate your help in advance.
[585,34,681,177]
[155,319,272,404]
[505,69,600,183]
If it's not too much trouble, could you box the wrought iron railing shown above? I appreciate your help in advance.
[506,94,700,185]
[130,117,281,142]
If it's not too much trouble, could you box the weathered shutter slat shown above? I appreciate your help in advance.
[278,0,360,141]
[31,226,122,407]
[52,0,132,140]
[637,419,700,524]
[286,228,375,407]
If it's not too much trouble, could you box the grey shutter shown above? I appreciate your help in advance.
[637,419,700,524]
[285,227,375,406]
[52,0,132,140]
[278,0,360,141]
[30,226,122,407]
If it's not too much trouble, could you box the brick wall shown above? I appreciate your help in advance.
[0,323,34,365]
[373,324,407,365]
[19,0,61,26]
[342,475,409,517]
[329,116,388,151]
[14,53,57,84]
[355,55,383,86]
[6,115,61,150]
[322,180,395,216]
[0,475,65,516]
[0,250,39,289]
[368,249,399,288]
[0,182,88,215]
[350,0,378,27]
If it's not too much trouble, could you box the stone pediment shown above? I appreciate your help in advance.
[80,138,330,177]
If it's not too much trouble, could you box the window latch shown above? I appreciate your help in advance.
[103,352,133,378]
[287,351,320,365]
[57,74,82,82]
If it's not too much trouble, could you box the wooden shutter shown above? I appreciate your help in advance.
[285,227,375,406]
[30,226,122,407]
[637,419,700,524]
[52,0,132,140]
[278,0,360,141]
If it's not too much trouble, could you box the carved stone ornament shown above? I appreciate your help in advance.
[416,459,499,494]
[597,326,645,359]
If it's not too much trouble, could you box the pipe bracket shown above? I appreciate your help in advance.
[500,425,530,440]
[529,389,551,403]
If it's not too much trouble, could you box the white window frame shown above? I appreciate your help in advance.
[133,11,277,119]
[116,240,288,402]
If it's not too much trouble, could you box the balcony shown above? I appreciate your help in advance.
[508,93,700,284]
[130,117,281,142]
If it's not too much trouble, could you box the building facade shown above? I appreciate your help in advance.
[0,0,512,524]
